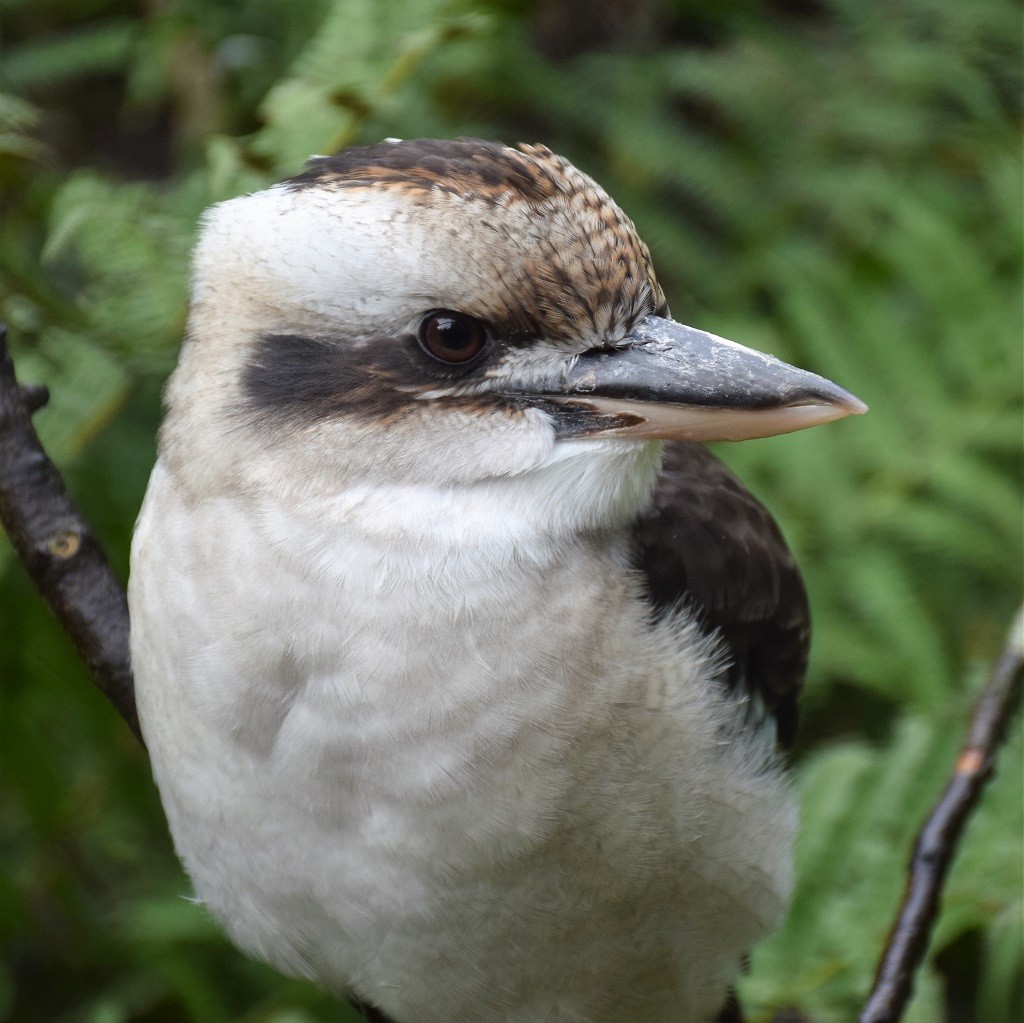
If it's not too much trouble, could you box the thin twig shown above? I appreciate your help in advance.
[0,323,141,743]
[859,605,1024,1023]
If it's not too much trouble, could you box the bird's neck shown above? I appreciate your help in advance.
[281,437,664,549]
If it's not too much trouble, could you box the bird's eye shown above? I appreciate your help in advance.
[418,311,487,364]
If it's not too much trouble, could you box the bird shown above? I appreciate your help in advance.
[128,137,866,1023]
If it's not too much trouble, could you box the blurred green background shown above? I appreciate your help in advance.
[1,1,1021,1021]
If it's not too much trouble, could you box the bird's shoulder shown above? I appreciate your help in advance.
[631,441,809,746]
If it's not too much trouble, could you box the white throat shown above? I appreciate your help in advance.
[292,436,664,546]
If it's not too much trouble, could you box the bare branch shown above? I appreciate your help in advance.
[0,323,141,743]
[859,606,1024,1023]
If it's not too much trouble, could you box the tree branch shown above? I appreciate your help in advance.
[859,605,1024,1023]
[0,323,141,743]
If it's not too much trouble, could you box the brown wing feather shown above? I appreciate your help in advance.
[350,997,397,1023]
[632,442,809,747]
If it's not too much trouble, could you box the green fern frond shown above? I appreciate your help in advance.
[741,715,1023,1023]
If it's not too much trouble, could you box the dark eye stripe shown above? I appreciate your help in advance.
[240,332,504,428]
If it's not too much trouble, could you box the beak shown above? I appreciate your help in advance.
[503,315,867,442]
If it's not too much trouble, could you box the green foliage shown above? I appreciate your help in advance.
[741,714,1023,1023]
[250,0,490,174]
[1,0,1020,1021]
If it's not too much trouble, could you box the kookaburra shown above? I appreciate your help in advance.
[129,138,865,1023]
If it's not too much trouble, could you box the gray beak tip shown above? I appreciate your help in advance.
[843,394,870,416]
[800,380,868,418]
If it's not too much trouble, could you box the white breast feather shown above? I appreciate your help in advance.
[130,446,795,1023]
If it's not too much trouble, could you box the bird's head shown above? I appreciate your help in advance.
[162,138,864,515]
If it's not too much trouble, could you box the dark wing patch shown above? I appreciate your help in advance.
[348,996,396,1023]
[632,442,809,747]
